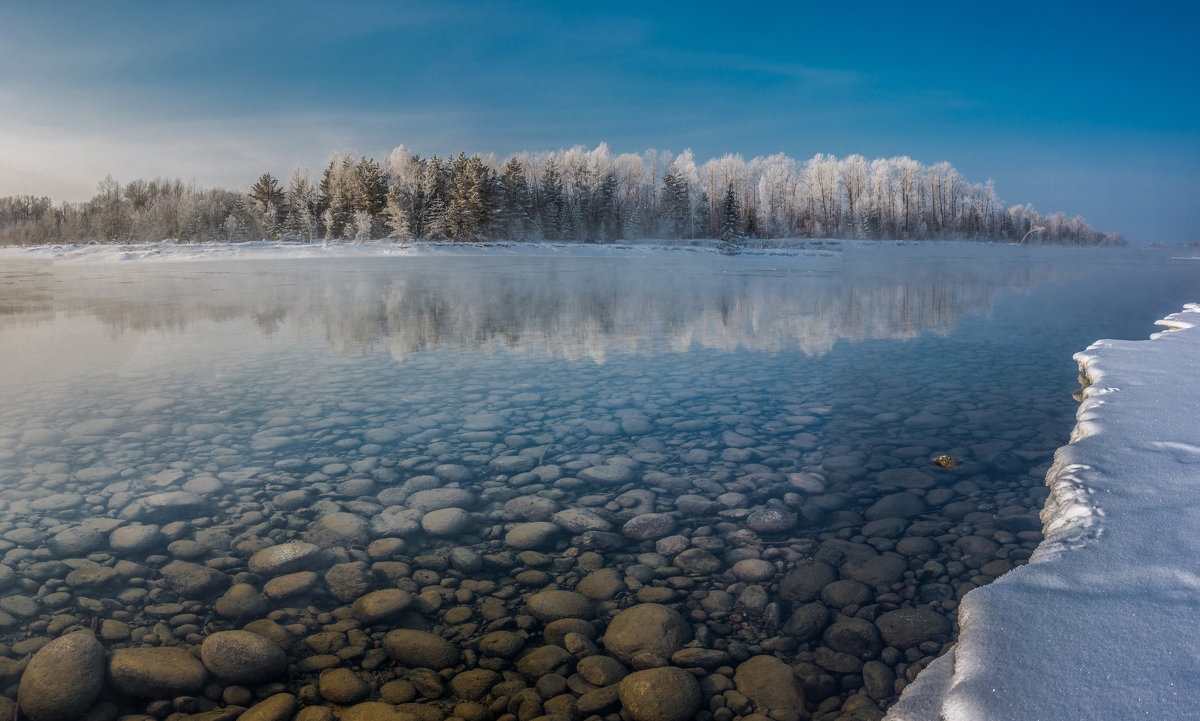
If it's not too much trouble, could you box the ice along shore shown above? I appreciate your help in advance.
[888,302,1200,720]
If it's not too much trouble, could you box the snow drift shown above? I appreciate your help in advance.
[889,302,1200,720]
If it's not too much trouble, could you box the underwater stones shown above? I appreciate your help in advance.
[621,513,676,541]
[48,526,105,556]
[577,465,637,486]
[504,496,560,521]
[109,524,164,554]
[369,507,421,537]
[420,507,472,537]
[875,468,938,490]
[822,617,883,658]
[160,560,228,597]
[672,548,722,575]
[779,561,837,603]
[551,508,611,533]
[618,667,701,721]
[783,602,832,642]
[239,693,298,721]
[305,512,368,547]
[29,492,84,512]
[122,491,206,521]
[108,646,208,697]
[841,554,908,587]
[382,629,458,670]
[746,508,798,533]
[406,488,475,512]
[602,603,692,664]
[489,455,536,474]
[17,631,105,721]
[864,492,927,521]
[674,494,718,515]
[478,631,526,658]
[215,583,269,619]
[733,654,806,712]
[200,630,288,684]
[350,589,413,625]
[264,571,319,599]
[821,579,873,608]
[896,536,939,556]
[730,558,776,583]
[318,668,370,705]
[874,607,953,649]
[504,522,560,550]
[526,590,593,622]
[515,645,574,678]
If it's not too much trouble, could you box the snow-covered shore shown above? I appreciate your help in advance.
[889,303,1200,720]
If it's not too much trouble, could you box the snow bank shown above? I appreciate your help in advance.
[889,303,1200,720]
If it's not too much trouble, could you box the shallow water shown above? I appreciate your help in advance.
[0,245,1196,720]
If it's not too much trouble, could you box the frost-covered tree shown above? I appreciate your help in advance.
[719,184,743,243]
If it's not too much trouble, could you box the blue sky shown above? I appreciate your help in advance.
[1,0,1196,243]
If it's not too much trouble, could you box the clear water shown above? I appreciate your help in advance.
[0,245,1196,717]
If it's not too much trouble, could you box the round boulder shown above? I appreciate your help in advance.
[351,589,413,625]
[200,630,288,684]
[420,507,473,537]
[875,607,953,649]
[504,522,560,550]
[733,654,806,712]
[109,646,208,697]
[621,513,676,541]
[865,492,927,521]
[746,508,798,533]
[247,541,321,576]
[601,603,692,664]
[382,629,459,670]
[618,667,700,721]
[17,631,105,721]
[526,590,593,622]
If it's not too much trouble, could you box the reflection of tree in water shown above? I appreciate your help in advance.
[0,255,1075,361]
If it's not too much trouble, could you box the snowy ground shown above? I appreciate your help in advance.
[888,303,1200,720]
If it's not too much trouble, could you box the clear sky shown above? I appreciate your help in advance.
[1,0,1196,243]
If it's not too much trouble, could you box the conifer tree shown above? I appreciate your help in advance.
[719,184,743,243]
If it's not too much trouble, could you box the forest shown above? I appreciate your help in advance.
[0,144,1124,246]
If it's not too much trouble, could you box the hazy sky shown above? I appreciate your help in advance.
[1,1,1196,243]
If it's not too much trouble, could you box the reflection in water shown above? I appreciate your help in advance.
[0,253,1065,363]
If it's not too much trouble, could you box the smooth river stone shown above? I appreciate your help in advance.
[602,604,692,664]
[577,465,637,485]
[108,646,208,697]
[248,541,322,576]
[505,522,560,549]
[17,631,105,721]
[406,488,476,512]
[200,631,288,684]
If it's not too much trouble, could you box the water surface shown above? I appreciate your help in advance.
[0,245,1195,719]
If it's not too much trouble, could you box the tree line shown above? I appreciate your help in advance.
[0,144,1124,246]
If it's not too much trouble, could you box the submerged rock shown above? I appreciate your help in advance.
[17,631,105,721]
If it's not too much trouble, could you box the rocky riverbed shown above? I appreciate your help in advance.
[0,359,1050,721]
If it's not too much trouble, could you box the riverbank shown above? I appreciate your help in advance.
[888,303,1200,720]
